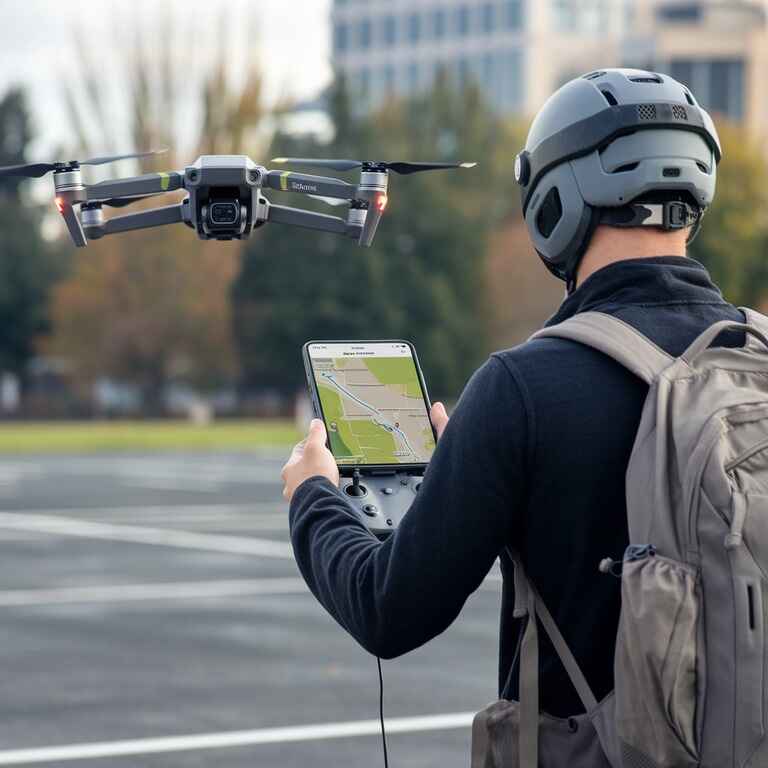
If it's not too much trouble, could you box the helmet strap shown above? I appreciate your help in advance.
[599,200,701,231]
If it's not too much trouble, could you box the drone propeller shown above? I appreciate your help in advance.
[272,158,477,175]
[0,150,167,179]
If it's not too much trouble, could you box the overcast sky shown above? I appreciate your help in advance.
[0,0,333,159]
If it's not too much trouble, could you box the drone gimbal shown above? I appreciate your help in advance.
[0,151,476,248]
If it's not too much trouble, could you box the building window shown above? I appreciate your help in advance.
[657,3,702,22]
[497,48,524,111]
[383,64,397,96]
[553,0,577,31]
[408,12,422,43]
[456,55,471,87]
[505,0,523,30]
[669,58,745,120]
[333,23,349,54]
[407,61,421,93]
[480,2,496,34]
[456,5,471,37]
[432,7,447,40]
[553,0,609,33]
[382,15,397,47]
[358,19,372,50]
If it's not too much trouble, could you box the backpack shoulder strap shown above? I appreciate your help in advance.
[530,311,673,384]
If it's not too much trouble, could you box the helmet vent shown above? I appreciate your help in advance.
[613,163,640,174]
[663,167,681,178]
[601,90,618,106]
[684,91,695,106]
[629,74,663,84]
[637,104,658,121]
[584,71,607,80]
[536,187,563,239]
[672,105,688,121]
[696,162,710,174]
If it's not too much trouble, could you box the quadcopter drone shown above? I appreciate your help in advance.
[0,151,476,248]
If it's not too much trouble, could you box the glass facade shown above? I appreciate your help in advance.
[552,0,609,33]
[669,58,745,120]
[333,2,527,56]
[333,1,528,114]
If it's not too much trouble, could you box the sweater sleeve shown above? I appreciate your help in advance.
[288,356,532,658]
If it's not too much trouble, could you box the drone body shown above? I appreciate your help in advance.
[0,151,476,248]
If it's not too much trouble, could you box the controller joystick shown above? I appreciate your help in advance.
[344,469,367,498]
[342,470,423,536]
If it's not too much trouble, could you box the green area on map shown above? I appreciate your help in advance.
[315,356,434,465]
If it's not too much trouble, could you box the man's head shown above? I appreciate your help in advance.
[516,68,722,292]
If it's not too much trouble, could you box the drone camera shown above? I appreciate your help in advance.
[200,192,248,239]
[209,201,240,225]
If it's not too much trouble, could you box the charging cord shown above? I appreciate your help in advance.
[377,656,389,768]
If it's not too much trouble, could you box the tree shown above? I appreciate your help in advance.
[232,74,525,400]
[48,11,269,411]
[0,88,65,388]
[689,121,768,306]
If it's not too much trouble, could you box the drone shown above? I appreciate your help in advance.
[0,151,477,248]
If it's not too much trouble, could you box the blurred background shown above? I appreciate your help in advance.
[0,1,765,766]
[1,0,764,433]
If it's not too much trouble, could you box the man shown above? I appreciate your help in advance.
[281,69,736,717]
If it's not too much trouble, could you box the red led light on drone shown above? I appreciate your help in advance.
[55,197,64,214]
[376,194,388,212]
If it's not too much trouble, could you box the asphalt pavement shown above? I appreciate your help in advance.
[0,453,500,767]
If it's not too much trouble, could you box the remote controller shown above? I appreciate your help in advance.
[341,470,423,536]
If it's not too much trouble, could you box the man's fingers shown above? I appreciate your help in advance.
[430,401,449,439]
[306,418,328,447]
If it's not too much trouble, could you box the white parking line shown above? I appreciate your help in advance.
[0,513,294,559]
[0,503,286,521]
[0,578,308,607]
[0,713,475,764]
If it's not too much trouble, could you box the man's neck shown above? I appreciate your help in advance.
[576,226,688,289]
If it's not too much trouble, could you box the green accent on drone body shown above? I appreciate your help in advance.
[159,172,170,191]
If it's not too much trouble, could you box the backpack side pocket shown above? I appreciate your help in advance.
[614,552,700,768]
[471,699,611,768]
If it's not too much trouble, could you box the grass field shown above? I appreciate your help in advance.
[0,420,302,453]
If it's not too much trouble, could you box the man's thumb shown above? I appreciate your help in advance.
[307,418,327,445]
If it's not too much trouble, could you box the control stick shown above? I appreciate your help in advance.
[346,468,367,497]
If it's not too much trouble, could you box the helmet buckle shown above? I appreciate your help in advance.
[663,201,694,230]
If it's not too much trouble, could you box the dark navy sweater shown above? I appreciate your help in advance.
[289,257,743,717]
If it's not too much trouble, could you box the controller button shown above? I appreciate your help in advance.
[400,477,409,486]
[382,487,394,495]
[344,483,368,498]
[386,518,393,526]
[362,504,378,516]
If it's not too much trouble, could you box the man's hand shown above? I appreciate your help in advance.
[281,419,340,502]
[431,401,449,439]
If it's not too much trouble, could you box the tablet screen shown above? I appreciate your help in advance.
[306,341,436,466]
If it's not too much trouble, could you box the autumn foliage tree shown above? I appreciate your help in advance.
[49,13,268,411]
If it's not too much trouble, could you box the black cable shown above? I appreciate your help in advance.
[377,656,389,768]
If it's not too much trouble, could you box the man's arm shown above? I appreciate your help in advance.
[287,356,532,658]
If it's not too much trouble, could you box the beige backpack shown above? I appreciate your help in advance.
[473,310,768,768]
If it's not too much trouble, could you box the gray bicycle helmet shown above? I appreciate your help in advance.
[515,68,722,290]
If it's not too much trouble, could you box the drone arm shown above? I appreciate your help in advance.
[265,171,357,202]
[57,200,87,247]
[266,203,353,236]
[83,203,186,240]
[85,171,184,202]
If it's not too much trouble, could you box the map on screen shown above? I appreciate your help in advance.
[308,343,436,466]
